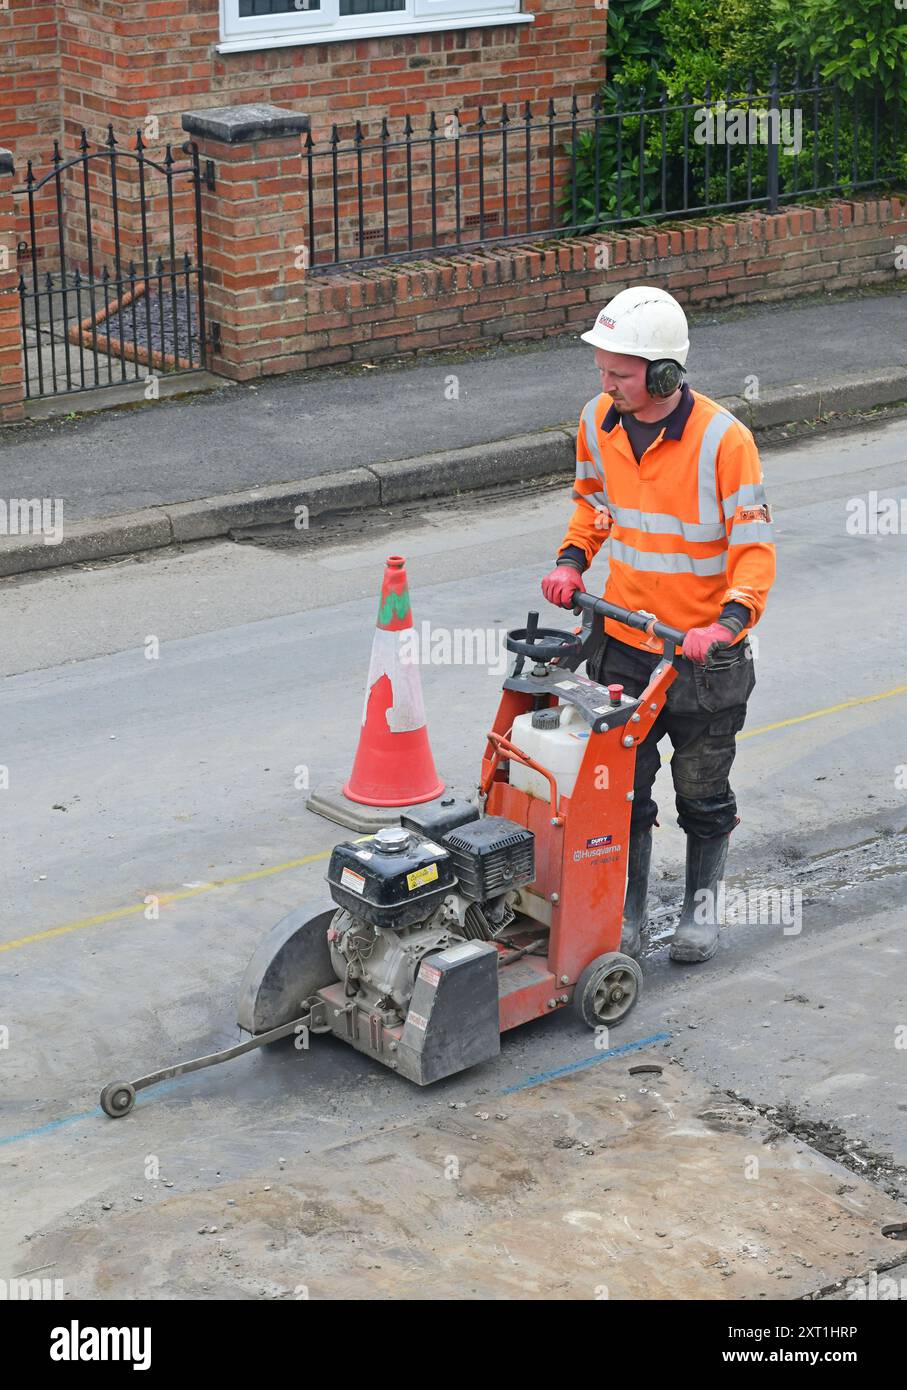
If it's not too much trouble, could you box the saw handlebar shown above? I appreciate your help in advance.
[572,590,687,649]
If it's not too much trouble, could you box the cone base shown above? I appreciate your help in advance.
[342,776,445,809]
[307,781,451,833]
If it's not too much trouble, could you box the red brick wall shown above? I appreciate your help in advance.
[2,0,605,283]
[0,167,27,422]
[191,126,310,382]
[252,195,907,376]
[0,2,59,147]
[0,1,61,268]
[52,0,604,147]
[2,1,606,177]
[4,188,903,415]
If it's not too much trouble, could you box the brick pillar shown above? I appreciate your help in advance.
[181,105,311,382]
[0,149,26,423]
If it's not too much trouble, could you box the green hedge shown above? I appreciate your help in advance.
[566,0,905,230]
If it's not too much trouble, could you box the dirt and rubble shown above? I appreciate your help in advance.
[15,1059,906,1301]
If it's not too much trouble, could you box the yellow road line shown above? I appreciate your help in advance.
[0,849,334,954]
[738,682,907,740]
[4,681,907,956]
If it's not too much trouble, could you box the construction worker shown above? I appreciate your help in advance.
[542,286,775,963]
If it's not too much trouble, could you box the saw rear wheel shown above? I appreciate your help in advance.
[574,952,643,1029]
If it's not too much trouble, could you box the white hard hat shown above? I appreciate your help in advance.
[581,285,689,366]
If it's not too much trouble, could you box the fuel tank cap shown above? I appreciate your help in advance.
[372,826,411,853]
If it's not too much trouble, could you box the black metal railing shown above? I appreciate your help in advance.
[15,126,207,399]
[302,67,900,272]
[592,66,897,225]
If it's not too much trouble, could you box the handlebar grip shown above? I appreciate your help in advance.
[573,590,687,648]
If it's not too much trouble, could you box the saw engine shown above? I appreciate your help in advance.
[325,806,535,1020]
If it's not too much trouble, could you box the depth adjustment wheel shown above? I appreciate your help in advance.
[100,1081,136,1118]
[505,624,583,665]
[574,952,643,1028]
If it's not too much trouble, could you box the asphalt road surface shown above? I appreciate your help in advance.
[1,413,906,1292]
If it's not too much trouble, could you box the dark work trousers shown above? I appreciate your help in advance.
[586,631,757,841]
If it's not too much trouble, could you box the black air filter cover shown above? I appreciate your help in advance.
[401,795,480,841]
[442,816,535,900]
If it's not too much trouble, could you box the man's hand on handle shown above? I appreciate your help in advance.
[547,583,737,659]
[541,565,585,608]
[681,622,735,664]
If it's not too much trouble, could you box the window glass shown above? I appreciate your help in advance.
[238,1,324,15]
[340,0,405,12]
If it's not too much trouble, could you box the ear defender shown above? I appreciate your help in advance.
[645,358,685,398]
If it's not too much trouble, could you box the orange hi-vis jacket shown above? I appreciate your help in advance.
[557,384,776,653]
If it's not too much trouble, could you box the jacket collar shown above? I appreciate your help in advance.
[601,381,695,439]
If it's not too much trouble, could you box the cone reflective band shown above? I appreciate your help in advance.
[343,555,444,808]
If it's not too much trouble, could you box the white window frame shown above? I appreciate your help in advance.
[219,0,532,52]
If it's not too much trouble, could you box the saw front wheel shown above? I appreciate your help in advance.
[574,952,643,1028]
[100,1081,136,1118]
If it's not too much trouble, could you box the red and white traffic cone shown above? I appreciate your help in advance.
[307,555,445,830]
[343,555,444,807]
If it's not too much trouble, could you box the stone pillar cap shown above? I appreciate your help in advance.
[182,105,310,144]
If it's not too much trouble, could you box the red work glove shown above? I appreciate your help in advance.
[541,565,585,608]
[682,622,735,664]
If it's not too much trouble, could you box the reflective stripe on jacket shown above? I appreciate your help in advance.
[557,384,775,652]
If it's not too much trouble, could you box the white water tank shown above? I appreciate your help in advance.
[509,703,591,804]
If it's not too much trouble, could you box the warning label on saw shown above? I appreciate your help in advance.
[340,867,366,894]
[407,863,439,891]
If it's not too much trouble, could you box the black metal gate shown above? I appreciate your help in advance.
[15,126,207,400]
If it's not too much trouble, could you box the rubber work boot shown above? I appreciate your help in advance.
[620,825,653,958]
[669,831,730,963]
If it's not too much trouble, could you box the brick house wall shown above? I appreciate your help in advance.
[51,0,603,141]
[2,0,606,270]
[1,2,61,268]
[1,2,59,147]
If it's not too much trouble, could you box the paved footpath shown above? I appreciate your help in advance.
[1,287,904,526]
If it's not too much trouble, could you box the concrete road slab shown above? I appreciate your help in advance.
[17,1057,905,1300]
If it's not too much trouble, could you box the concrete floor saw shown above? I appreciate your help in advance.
[100,593,686,1117]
